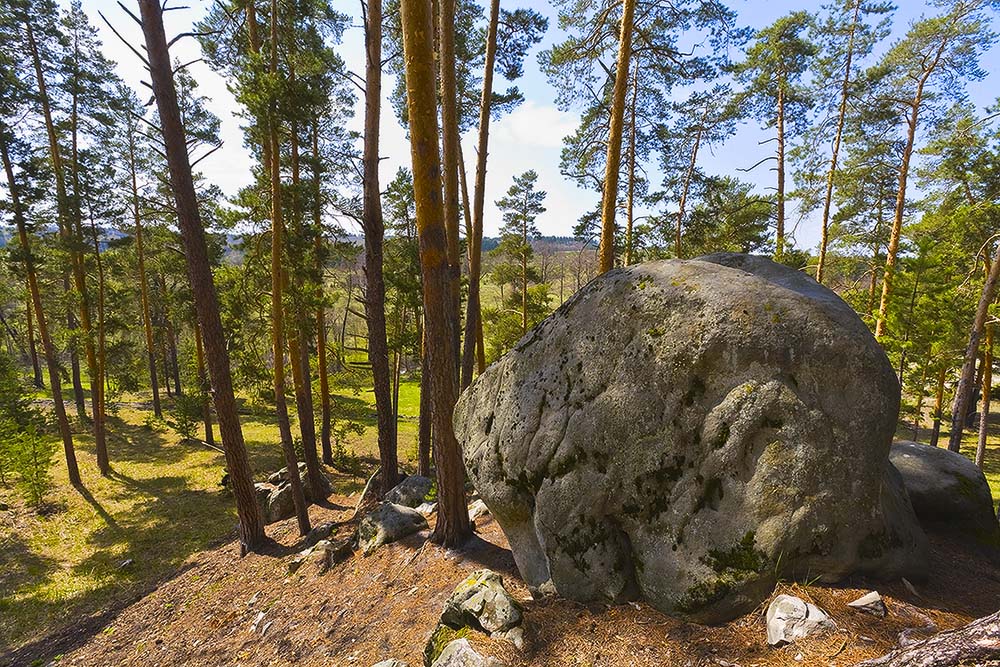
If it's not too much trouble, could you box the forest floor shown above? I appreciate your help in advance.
[0,386,998,666]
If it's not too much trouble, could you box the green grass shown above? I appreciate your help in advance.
[0,381,424,652]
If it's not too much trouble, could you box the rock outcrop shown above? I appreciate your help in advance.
[890,440,1000,548]
[255,462,333,524]
[454,254,928,623]
[358,502,428,555]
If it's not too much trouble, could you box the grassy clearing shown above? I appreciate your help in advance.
[0,380,423,652]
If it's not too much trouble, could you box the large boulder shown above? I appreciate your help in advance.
[890,440,1000,548]
[454,254,928,624]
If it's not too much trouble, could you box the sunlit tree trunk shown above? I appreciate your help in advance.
[875,50,943,339]
[362,0,400,494]
[597,0,636,274]
[287,112,322,496]
[417,320,431,477]
[25,294,43,388]
[461,0,500,389]
[139,0,266,551]
[817,0,862,284]
[624,63,638,266]
[930,367,946,447]
[400,0,471,545]
[127,123,162,418]
[976,323,992,468]
[949,248,1000,452]
[775,85,787,261]
[312,118,332,464]
[193,319,214,446]
[27,17,107,472]
[439,0,462,367]
[265,0,310,535]
[1,127,80,486]
[87,197,109,474]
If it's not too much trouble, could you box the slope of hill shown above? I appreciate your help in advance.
[5,493,997,667]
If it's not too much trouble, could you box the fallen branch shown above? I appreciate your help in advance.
[856,609,1000,667]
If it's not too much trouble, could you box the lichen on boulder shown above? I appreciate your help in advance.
[454,253,928,624]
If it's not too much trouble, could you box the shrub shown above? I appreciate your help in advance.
[7,423,57,507]
[171,392,204,442]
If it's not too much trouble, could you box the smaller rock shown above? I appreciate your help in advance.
[358,502,428,555]
[372,660,408,667]
[268,462,308,485]
[848,591,887,618]
[766,594,836,647]
[431,639,502,667]
[441,570,523,635]
[468,499,489,522]
[307,521,336,546]
[265,483,295,524]
[118,558,134,570]
[289,537,355,575]
[416,502,438,516]
[385,475,434,508]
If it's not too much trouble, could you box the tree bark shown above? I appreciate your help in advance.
[461,0,500,390]
[775,85,786,261]
[87,196,109,475]
[597,0,636,274]
[930,366,946,447]
[138,0,265,551]
[948,246,1000,452]
[128,122,162,418]
[312,119,332,464]
[624,63,638,266]
[25,294,43,388]
[856,609,1000,667]
[976,323,992,468]
[439,0,462,367]
[417,318,432,477]
[362,0,400,495]
[816,0,862,284]
[875,39,946,339]
[66,27,107,473]
[265,0,310,536]
[287,112,322,497]
[193,319,214,446]
[26,18,104,466]
[1,126,80,487]
[400,0,472,546]
[675,111,706,260]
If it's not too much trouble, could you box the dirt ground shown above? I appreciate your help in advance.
[4,490,998,667]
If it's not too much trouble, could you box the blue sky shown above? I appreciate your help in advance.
[77,0,1000,249]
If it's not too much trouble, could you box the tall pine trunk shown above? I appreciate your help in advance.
[400,0,471,545]
[362,0,399,494]
[1,127,80,486]
[439,0,462,367]
[287,113,322,497]
[875,41,946,339]
[948,247,1000,452]
[194,319,214,446]
[624,63,638,266]
[597,0,637,274]
[976,324,992,468]
[775,86,786,261]
[312,118,332,464]
[930,367,946,447]
[25,294,43,388]
[816,0,862,284]
[138,0,265,551]
[461,0,500,389]
[266,0,310,536]
[128,124,162,418]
